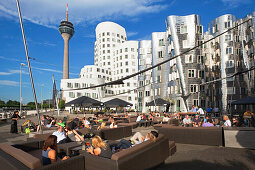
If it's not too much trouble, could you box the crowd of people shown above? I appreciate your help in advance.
[39,113,159,166]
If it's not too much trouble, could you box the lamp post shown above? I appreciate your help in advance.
[20,63,26,115]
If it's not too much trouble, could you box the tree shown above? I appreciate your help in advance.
[26,102,36,109]
[58,100,65,109]
[0,100,5,107]
[6,100,20,107]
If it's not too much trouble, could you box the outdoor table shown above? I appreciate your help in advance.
[58,141,82,156]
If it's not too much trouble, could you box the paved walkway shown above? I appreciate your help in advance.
[0,114,255,170]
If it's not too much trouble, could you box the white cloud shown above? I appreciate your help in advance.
[0,69,21,75]
[221,0,251,8]
[32,66,79,76]
[0,0,168,28]
[0,80,19,86]
[127,32,138,37]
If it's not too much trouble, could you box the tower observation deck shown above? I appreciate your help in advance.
[59,4,74,79]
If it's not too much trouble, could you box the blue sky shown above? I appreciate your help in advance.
[0,0,254,104]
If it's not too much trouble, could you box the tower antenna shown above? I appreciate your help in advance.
[66,3,68,21]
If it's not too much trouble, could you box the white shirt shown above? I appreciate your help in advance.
[224,120,232,127]
[197,108,205,115]
[163,117,170,122]
[52,131,66,143]
[136,116,141,122]
[84,120,90,125]
[110,123,117,128]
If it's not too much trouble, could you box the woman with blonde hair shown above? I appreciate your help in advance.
[86,136,112,158]
[223,115,232,127]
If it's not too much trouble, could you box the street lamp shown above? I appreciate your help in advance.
[20,63,26,115]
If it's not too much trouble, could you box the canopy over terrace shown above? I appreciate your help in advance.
[104,98,133,108]
[231,96,255,105]
[146,98,170,106]
[65,96,102,107]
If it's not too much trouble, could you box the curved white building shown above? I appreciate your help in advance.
[95,22,127,70]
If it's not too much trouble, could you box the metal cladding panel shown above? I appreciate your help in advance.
[208,14,237,112]
[166,15,201,111]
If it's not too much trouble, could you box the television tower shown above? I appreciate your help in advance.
[59,4,74,79]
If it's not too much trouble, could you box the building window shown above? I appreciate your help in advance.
[158,65,161,70]
[77,93,82,97]
[125,48,128,52]
[226,47,233,54]
[226,60,234,68]
[69,92,75,98]
[139,81,144,87]
[180,25,187,34]
[224,21,231,29]
[157,76,161,83]
[185,54,193,63]
[128,97,132,101]
[107,32,110,36]
[193,99,199,107]
[127,82,130,87]
[146,80,150,85]
[131,48,134,52]
[225,34,232,41]
[145,91,150,97]
[240,87,246,94]
[125,55,128,59]
[120,49,122,53]
[75,83,80,88]
[102,32,105,36]
[97,68,100,72]
[197,25,203,34]
[197,55,204,64]
[126,68,129,73]
[190,84,198,93]
[139,92,143,97]
[188,69,196,78]
[198,70,204,78]
[227,87,235,94]
[158,51,163,58]
[67,83,72,88]
[159,39,164,46]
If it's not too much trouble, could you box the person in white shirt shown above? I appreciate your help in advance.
[52,126,67,143]
[83,117,90,128]
[183,115,192,127]
[162,115,170,124]
[136,114,142,122]
[197,106,205,116]
[223,115,232,127]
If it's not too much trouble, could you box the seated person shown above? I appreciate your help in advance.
[197,106,205,117]
[97,122,106,130]
[57,119,65,127]
[65,125,84,142]
[192,114,202,127]
[83,117,90,128]
[136,114,142,122]
[86,136,112,159]
[67,118,77,130]
[243,109,254,126]
[42,135,68,165]
[223,115,232,127]
[110,120,117,128]
[148,113,154,121]
[202,119,214,127]
[46,117,56,128]
[162,115,170,124]
[52,126,68,144]
[130,131,157,145]
[232,118,239,127]
[183,115,192,127]
[190,105,198,112]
